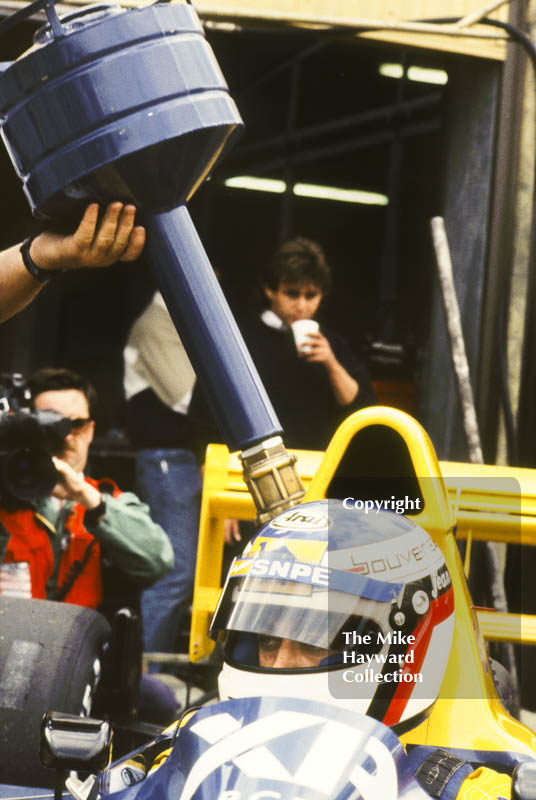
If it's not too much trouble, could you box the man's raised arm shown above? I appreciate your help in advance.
[0,202,145,323]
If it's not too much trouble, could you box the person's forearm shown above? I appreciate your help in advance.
[0,203,145,324]
[0,242,45,323]
[84,492,174,583]
[325,359,359,405]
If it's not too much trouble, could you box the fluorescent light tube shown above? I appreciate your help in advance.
[379,62,448,85]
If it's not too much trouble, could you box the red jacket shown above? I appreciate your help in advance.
[0,477,120,609]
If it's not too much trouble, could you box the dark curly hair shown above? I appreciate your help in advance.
[262,237,332,295]
[28,367,97,419]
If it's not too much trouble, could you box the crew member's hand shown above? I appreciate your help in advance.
[29,202,146,272]
[301,331,336,367]
[51,456,102,509]
[224,518,242,545]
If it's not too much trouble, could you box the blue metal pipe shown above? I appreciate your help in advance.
[147,205,282,452]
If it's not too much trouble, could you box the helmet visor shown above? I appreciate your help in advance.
[210,555,402,653]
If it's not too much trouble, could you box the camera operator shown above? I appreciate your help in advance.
[0,368,173,617]
[0,202,145,324]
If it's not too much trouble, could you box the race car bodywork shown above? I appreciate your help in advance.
[33,696,534,800]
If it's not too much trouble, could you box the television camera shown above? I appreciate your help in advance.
[0,373,73,504]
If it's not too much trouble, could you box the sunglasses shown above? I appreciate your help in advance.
[69,417,92,430]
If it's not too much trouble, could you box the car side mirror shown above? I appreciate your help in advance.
[40,711,112,772]
[512,761,536,800]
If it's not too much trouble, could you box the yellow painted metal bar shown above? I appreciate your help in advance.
[209,491,254,517]
[477,610,536,644]
[463,529,472,576]
[455,515,535,544]
[442,460,536,545]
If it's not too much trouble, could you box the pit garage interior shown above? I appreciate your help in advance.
[0,0,524,472]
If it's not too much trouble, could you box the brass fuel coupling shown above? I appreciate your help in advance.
[240,436,306,525]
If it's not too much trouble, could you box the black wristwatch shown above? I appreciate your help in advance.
[20,236,62,284]
[85,498,106,525]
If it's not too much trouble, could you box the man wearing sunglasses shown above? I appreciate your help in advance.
[0,367,173,614]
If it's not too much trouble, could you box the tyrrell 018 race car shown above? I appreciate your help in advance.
[32,694,536,800]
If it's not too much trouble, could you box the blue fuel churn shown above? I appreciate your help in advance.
[0,0,283,453]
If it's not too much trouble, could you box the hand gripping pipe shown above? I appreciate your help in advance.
[0,0,304,522]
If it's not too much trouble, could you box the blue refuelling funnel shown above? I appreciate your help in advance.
[0,1,304,520]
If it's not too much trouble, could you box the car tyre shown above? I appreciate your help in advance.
[0,597,111,787]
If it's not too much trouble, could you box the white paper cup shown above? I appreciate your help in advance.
[291,319,319,352]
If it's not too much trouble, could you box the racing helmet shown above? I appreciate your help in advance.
[210,499,454,732]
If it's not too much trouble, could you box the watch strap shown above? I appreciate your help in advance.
[20,236,61,284]
[84,498,106,526]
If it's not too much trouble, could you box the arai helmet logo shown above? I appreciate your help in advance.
[271,509,329,530]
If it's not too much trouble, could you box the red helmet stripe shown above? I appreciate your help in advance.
[382,586,454,726]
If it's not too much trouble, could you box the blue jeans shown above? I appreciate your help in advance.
[136,449,202,666]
